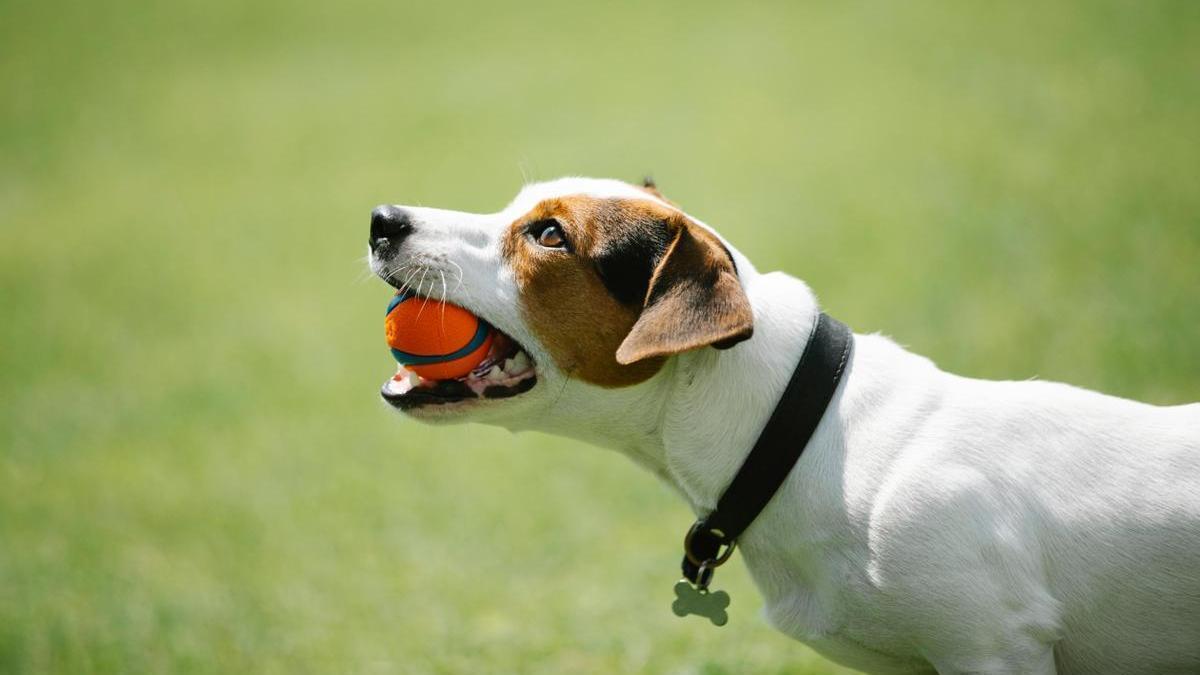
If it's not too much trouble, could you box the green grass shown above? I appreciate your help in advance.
[2,1,1198,672]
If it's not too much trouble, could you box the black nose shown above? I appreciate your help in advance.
[369,205,413,251]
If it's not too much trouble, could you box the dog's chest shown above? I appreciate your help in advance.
[744,533,931,667]
[727,424,944,672]
[739,510,931,673]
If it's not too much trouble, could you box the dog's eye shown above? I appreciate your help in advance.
[531,221,567,249]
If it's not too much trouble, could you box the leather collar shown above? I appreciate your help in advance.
[681,312,853,586]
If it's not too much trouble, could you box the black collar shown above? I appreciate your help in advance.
[681,312,853,587]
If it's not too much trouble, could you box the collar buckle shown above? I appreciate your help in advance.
[682,520,737,588]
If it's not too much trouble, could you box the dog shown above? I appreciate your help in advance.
[367,177,1200,674]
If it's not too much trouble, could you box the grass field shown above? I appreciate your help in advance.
[2,1,1198,673]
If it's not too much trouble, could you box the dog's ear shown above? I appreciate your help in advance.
[615,220,753,365]
[640,176,674,204]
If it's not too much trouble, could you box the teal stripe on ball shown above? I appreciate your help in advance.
[390,320,492,366]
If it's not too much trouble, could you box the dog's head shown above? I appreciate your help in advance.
[368,177,754,428]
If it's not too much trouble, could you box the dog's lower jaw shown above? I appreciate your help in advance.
[508,369,677,471]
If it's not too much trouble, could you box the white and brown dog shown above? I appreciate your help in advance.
[367,177,1200,674]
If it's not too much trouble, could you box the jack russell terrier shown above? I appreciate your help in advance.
[367,177,1200,674]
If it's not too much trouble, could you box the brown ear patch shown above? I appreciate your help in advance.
[615,223,753,365]
[502,194,752,388]
[591,203,674,306]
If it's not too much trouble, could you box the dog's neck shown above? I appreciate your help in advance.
[513,270,821,514]
[660,271,821,512]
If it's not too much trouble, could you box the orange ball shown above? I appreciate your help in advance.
[385,292,494,379]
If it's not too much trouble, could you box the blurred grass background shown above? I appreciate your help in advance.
[2,0,1198,673]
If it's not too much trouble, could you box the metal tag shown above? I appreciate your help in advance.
[671,580,730,626]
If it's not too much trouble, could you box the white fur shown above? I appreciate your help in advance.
[370,178,1200,674]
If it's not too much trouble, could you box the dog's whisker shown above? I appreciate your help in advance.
[355,256,381,284]
[394,263,424,298]
[413,269,432,320]
[404,271,421,299]
[438,270,449,330]
[385,264,418,294]
[549,366,573,410]
[446,260,468,298]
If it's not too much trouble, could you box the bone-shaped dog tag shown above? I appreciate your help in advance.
[671,580,730,626]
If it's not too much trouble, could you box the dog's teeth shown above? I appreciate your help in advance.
[512,351,530,370]
[503,358,516,373]
[385,374,415,396]
[408,371,421,387]
[486,365,504,381]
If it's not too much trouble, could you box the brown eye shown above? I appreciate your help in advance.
[533,221,567,249]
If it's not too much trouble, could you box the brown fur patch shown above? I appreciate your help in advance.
[502,195,753,388]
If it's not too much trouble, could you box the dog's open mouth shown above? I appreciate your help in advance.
[380,326,538,410]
